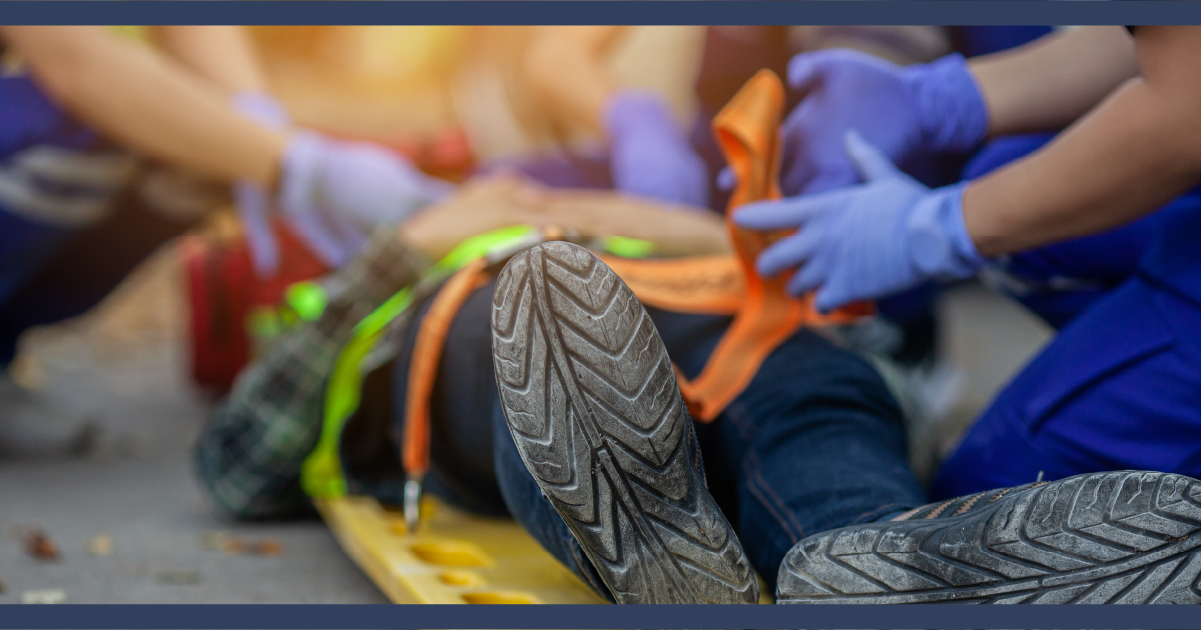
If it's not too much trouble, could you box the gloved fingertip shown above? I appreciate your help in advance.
[787,54,824,90]
[813,289,841,314]
[716,167,737,192]
[842,129,898,182]
[786,268,821,297]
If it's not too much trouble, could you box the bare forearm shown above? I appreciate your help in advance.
[149,26,267,93]
[524,26,623,133]
[2,26,285,186]
[964,28,1201,256]
[971,26,1138,137]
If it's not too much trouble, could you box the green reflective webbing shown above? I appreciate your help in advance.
[299,225,540,499]
[300,287,414,499]
[602,235,655,259]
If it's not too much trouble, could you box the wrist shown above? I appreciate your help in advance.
[906,182,985,279]
[906,54,990,153]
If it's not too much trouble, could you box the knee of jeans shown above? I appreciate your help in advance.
[740,331,902,426]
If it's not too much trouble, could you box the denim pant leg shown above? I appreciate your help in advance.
[655,312,927,593]
[491,399,617,601]
[489,306,926,598]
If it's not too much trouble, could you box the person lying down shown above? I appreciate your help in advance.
[195,175,1201,605]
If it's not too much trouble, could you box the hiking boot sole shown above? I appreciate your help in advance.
[491,241,758,604]
[777,470,1201,604]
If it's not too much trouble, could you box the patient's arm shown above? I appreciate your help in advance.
[399,176,731,261]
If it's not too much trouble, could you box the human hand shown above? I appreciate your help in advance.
[277,131,453,267]
[230,91,290,276]
[605,91,710,209]
[777,50,988,196]
[734,130,983,311]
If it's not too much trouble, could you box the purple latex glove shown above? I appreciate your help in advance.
[734,130,984,312]
[605,91,710,209]
[277,132,452,267]
[231,91,291,276]
[778,50,989,196]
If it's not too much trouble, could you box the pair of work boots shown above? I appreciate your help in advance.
[489,242,1201,605]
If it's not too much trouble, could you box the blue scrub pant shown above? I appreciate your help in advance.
[0,192,199,366]
[930,134,1201,499]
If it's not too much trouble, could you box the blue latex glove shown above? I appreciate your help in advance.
[231,91,290,276]
[734,130,985,312]
[777,50,989,196]
[277,132,452,268]
[605,91,709,209]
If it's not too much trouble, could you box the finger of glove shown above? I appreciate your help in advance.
[814,282,854,314]
[234,182,280,277]
[734,192,848,231]
[843,129,902,182]
[756,229,820,278]
[787,50,842,93]
[716,166,737,192]
[787,253,828,297]
[799,167,860,195]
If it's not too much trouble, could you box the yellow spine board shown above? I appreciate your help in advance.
[317,495,606,605]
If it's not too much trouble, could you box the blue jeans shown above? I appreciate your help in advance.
[395,280,926,599]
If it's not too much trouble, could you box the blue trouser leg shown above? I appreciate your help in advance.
[0,191,199,366]
[489,308,926,597]
[930,273,1201,500]
[0,210,76,363]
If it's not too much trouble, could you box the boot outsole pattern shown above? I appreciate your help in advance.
[778,470,1201,604]
[491,241,758,604]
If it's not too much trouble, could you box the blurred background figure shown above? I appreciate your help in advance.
[0,25,450,455]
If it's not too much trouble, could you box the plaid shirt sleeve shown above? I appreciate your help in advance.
[194,228,430,519]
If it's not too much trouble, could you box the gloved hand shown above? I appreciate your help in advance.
[605,90,710,209]
[777,49,989,196]
[734,130,984,312]
[277,132,453,268]
[231,91,290,276]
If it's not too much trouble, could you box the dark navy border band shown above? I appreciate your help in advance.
[3,603,1201,629]
[3,1,1201,26]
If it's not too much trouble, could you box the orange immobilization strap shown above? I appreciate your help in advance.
[402,259,491,477]
[600,254,744,315]
[677,69,870,422]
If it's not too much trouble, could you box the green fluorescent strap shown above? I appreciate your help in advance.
[300,225,539,500]
[301,287,414,499]
[434,225,538,273]
[603,235,655,259]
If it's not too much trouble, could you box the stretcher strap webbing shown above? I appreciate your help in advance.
[675,69,870,422]
[402,259,491,477]
[600,254,744,315]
